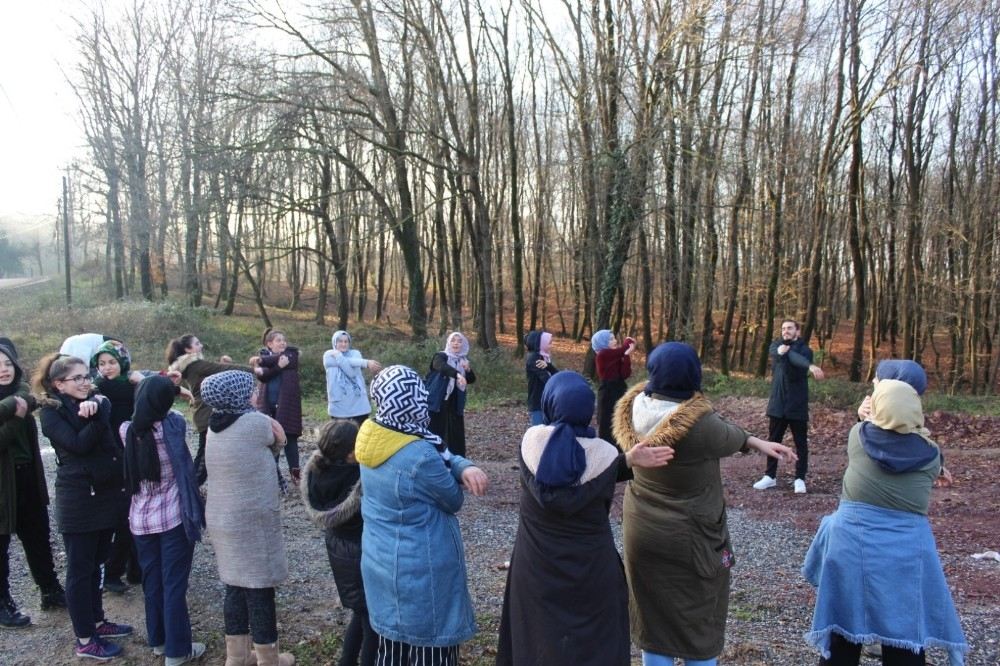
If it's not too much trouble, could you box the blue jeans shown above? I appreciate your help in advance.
[133,524,195,658]
[529,410,544,426]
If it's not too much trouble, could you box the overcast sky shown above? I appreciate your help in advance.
[0,1,85,221]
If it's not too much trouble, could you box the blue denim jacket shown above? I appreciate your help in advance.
[360,438,476,647]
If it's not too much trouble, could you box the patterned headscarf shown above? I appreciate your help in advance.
[645,341,702,400]
[591,329,614,353]
[370,365,444,450]
[201,370,255,432]
[91,340,132,381]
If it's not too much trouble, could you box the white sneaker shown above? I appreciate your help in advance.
[794,479,807,494]
[752,475,776,490]
[165,642,206,666]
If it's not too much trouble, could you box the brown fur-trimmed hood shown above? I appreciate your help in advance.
[169,352,202,375]
[300,450,362,530]
[612,382,714,451]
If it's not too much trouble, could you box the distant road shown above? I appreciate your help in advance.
[0,276,50,290]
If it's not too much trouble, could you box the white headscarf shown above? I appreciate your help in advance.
[443,332,470,399]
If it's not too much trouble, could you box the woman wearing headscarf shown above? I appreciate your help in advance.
[496,371,673,666]
[612,342,796,666]
[91,340,143,594]
[120,376,206,666]
[803,379,967,666]
[425,332,476,457]
[0,339,65,629]
[524,331,557,425]
[591,329,636,446]
[323,331,382,425]
[356,365,488,666]
[201,370,294,666]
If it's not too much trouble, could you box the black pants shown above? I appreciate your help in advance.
[596,379,628,446]
[62,528,114,638]
[765,417,809,479]
[195,430,208,486]
[428,393,466,458]
[0,463,60,599]
[104,522,141,584]
[224,585,277,645]
[339,608,377,666]
[820,632,925,666]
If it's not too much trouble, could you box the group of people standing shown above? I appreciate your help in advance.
[0,321,969,666]
[513,323,966,666]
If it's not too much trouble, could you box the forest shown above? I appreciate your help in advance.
[61,0,999,392]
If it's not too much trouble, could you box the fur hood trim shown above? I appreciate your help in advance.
[300,451,362,529]
[169,352,203,375]
[612,382,714,451]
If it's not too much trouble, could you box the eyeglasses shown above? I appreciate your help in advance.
[61,374,92,385]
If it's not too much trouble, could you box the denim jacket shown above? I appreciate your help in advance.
[358,423,476,647]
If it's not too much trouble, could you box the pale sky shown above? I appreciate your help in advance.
[0,1,85,220]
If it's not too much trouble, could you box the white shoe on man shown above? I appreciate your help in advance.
[794,478,807,494]
[752,475,776,490]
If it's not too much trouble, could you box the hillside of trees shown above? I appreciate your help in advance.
[59,0,999,393]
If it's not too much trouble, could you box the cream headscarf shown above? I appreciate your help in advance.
[870,379,930,439]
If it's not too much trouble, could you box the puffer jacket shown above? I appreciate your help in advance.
[301,451,366,610]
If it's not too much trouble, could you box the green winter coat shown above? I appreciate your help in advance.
[0,382,49,535]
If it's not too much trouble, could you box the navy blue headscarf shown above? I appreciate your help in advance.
[645,342,702,400]
[875,360,928,396]
[535,371,595,489]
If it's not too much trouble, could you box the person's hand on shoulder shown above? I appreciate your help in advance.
[461,466,489,496]
[13,396,28,419]
[78,399,99,419]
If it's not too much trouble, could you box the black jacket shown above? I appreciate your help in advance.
[766,338,814,421]
[39,393,128,533]
[524,331,557,411]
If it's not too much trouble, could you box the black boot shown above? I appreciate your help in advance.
[40,583,67,610]
[0,595,31,628]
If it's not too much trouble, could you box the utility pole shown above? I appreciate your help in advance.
[63,174,71,305]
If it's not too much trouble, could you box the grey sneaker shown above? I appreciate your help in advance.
[164,642,206,666]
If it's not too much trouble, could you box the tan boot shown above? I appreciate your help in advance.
[225,635,258,666]
[253,642,294,666]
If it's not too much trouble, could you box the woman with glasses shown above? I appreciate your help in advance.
[33,353,133,661]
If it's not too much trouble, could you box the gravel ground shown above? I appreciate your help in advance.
[2,408,998,665]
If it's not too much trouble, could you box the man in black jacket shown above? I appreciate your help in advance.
[752,320,824,493]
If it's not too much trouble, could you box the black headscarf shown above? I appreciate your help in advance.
[124,376,178,495]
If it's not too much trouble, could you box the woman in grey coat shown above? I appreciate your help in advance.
[201,371,294,666]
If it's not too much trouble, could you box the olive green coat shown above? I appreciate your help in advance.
[613,384,748,661]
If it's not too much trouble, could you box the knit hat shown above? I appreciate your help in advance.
[591,329,614,353]
[645,342,702,400]
[91,340,132,379]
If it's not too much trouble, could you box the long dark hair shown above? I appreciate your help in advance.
[314,419,359,470]
[165,334,198,365]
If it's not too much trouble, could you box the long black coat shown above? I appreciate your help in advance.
[766,338,814,421]
[496,427,629,666]
[39,394,127,533]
